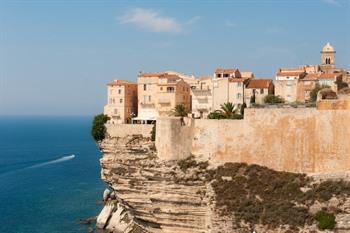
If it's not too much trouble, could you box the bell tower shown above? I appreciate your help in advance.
[320,42,336,72]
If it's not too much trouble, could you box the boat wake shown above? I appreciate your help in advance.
[0,154,76,176]
[28,155,75,169]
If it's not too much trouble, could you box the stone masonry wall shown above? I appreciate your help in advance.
[156,108,350,173]
[106,123,153,138]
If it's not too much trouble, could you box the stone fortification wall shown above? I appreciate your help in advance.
[106,123,153,138]
[156,108,350,173]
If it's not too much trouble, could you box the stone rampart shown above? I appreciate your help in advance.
[106,123,153,138]
[156,108,350,173]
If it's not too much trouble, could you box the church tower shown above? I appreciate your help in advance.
[320,42,336,72]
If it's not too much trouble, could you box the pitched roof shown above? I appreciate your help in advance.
[215,68,239,74]
[228,78,246,83]
[303,73,319,81]
[107,80,135,86]
[276,71,305,77]
[246,79,273,89]
[318,73,342,79]
[138,72,165,77]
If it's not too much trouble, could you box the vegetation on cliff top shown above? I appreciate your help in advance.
[208,102,244,120]
[91,114,110,141]
[175,158,333,230]
[204,162,350,230]
[263,95,285,104]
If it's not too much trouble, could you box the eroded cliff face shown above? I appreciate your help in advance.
[96,135,350,233]
[97,135,216,233]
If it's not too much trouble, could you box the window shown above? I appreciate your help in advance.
[167,87,175,93]
[120,99,123,103]
[118,89,121,94]
[114,109,118,114]
[260,89,264,94]
[223,73,229,78]
[237,93,242,99]
[148,96,151,102]
[160,87,163,91]
[217,74,222,78]
[143,84,147,91]
[237,82,242,87]
[112,98,115,104]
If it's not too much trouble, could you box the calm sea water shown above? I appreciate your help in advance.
[0,116,105,233]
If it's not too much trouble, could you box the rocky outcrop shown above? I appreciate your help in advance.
[96,134,350,233]
[97,135,214,233]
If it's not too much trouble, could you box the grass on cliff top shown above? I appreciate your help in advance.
[208,163,350,230]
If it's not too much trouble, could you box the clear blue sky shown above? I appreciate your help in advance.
[1,0,349,115]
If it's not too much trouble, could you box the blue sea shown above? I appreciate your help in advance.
[0,116,105,233]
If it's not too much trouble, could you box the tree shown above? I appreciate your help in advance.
[171,104,188,126]
[208,103,243,120]
[310,84,330,102]
[264,95,285,104]
[172,104,188,117]
[220,102,239,118]
[91,114,110,142]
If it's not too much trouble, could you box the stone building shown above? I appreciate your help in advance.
[212,67,254,111]
[275,42,346,103]
[244,79,274,106]
[191,76,213,118]
[156,74,191,117]
[320,42,336,73]
[135,72,191,123]
[275,70,306,102]
[104,80,138,124]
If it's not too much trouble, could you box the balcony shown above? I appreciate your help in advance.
[140,102,155,106]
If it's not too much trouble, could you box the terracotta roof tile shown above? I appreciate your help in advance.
[215,68,239,74]
[318,73,342,79]
[228,78,246,82]
[138,72,165,77]
[276,71,305,76]
[302,74,319,81]
[246,79,273,89]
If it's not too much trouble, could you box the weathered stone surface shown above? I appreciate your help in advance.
[96,202,116,229]
[155,109,350,173]
[97,134,350,233]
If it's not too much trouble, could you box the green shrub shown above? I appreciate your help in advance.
[264,95,285,104]
[91,114,110,141]
[178,156,198,172]
[315,211,336,230]
[208,110,225,119]
[310,84,330,102]
[150,123,156,141]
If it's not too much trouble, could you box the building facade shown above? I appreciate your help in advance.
[275,70,306,102]
[191,77,213,118]
[135,72,191,123]
[156,74,191,117]
[244,79,274,106]
[104,80,138,124]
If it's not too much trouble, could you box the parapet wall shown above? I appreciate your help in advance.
[156,108,350,173]
[106,123,153,138]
